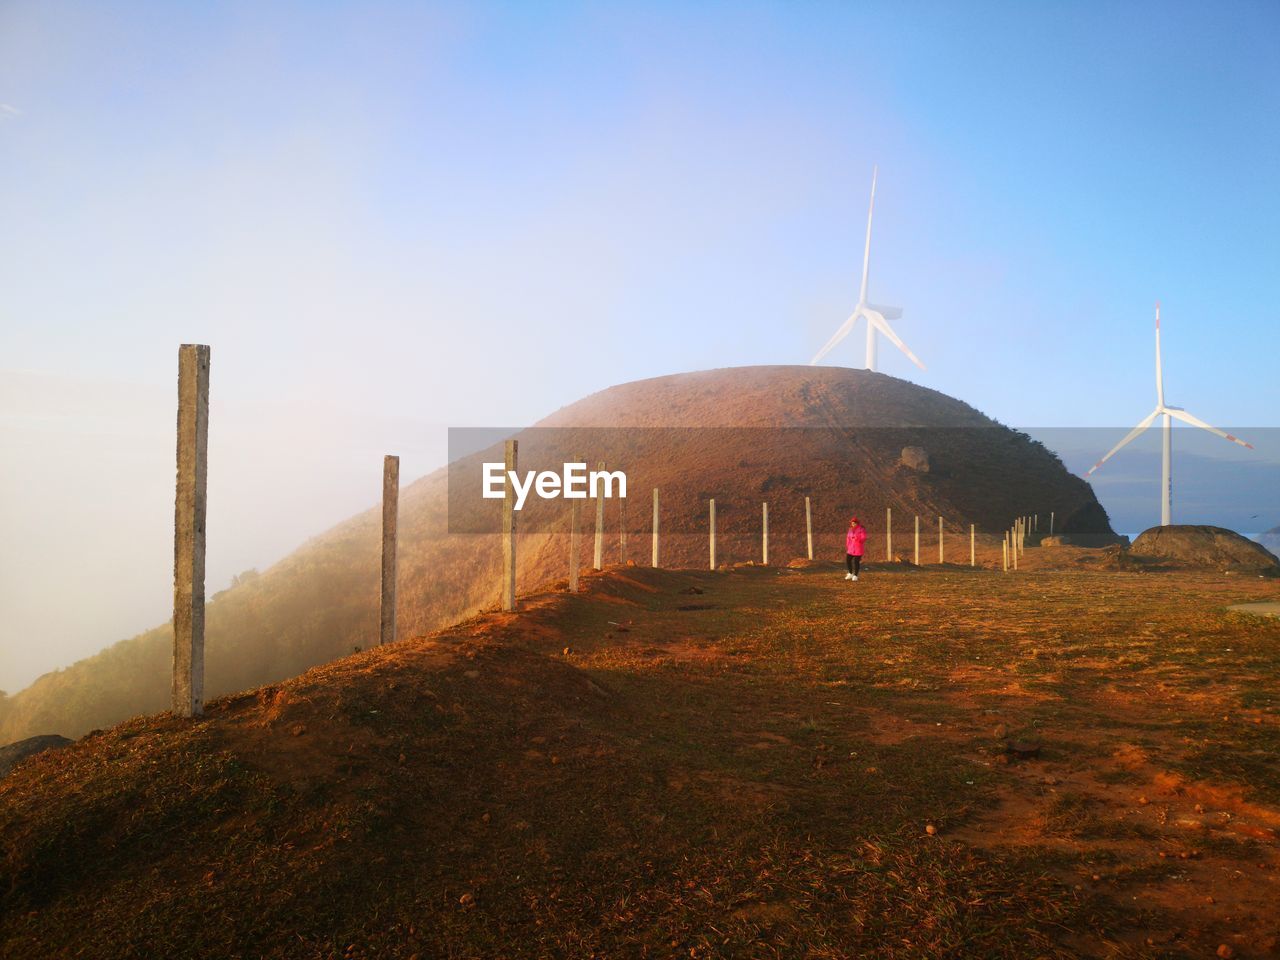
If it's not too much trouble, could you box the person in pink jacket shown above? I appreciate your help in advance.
[845,516,867,581]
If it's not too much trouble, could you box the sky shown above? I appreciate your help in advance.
[2,0,1278,693]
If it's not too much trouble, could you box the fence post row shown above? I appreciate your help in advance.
[380,454,399,644]
[173,344,210,718]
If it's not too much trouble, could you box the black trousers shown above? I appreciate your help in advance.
[846,553,861,575]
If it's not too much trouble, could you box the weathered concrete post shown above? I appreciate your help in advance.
[173,343,209,718]
[1034,513,1039,533]
[568,453,582,593]
[886,507,892,561]
[1050,510,1055,535]
[502,440,518,611]
[938,516,944,564]
[651,488,660,568]
[1002,538,1009,572]
[593,461,605,570]
[970,524,975,568]
[709,498,717,571]
[380,454,399,644]
[1012,526,1019,571]
[761,502,769,565]
[805,496,813,561]
[619,495,627,564]
[914,515,920,566]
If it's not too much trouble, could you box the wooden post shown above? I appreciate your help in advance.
[380,454,399,644]
[970,524,975,567]
[914,515,920,566]
[593,461,605,570]
[805,496,813,561]
[709,498,717,571]
[938,516,944,564]
[1002,538,1009,572]
[651,488,660,568]
[501,439,518,611]
[886,506,892,561]
[1012,526,1019,571]
[761,502,769,565]
[173,343,209,718]
[569,452,582,592]
[619,494,627,564]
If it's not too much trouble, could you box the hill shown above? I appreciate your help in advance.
[0,365,1113,743]
[3,562,1279,958]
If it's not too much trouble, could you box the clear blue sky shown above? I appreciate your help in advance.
[2,0,1277,690]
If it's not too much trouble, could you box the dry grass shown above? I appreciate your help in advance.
[2,552,1279,959]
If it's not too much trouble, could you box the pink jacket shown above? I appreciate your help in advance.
[846,525,867,557]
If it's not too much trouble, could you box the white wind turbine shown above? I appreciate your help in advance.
[810,166,925,372]
[1086,302,1252,526]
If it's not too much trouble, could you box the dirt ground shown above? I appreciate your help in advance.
[3,546,1279,959]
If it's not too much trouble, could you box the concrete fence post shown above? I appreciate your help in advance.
[1050,510,1055,535]
[970,524,975,567]
[651,488,660,568]
[380,454,399,644]
[761,502,769,565]
[501,440,518,611]
[1012,526,1019,571]
[805,496,813,561]
[709,498,717,571]
[914,515,920,566]
[1034,513,1038,533]
[886,507,892,561]
[568,452,582,592]
[619,495,627,564]
[938,516,944,564]
[593,461,605,570]
[1003,538,1009,573]
[173,343,209,718]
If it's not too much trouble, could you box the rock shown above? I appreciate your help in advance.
[1217,944,1234,959]
[458,892,475,908]
[1130,525,1280,573]
[1005,740,1041,760]
[0,734,73,779]
[925,823,937,836]
[900,446,930,472]
[290,724,307,737]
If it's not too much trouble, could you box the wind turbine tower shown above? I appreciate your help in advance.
[1086,303,1252,526]
[810,166,925,372]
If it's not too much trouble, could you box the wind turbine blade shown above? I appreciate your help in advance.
[809,315,856,365]
[1154,302,1164,407]
[868,303,903,320]
[864,308,925,370]
[858,166,877,304]
[1166,408,1254,449]
[1085,410,1160,476]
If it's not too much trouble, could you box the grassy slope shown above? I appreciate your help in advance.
[3,553,1279,959]
[0,366,1115,744]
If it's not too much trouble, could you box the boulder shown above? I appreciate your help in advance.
[0,734,72,780]
[900,446,930,472]
[1129,525,1280,572]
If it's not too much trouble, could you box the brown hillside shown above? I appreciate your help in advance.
[3,563,1280,958]
[0,366,1113,743]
